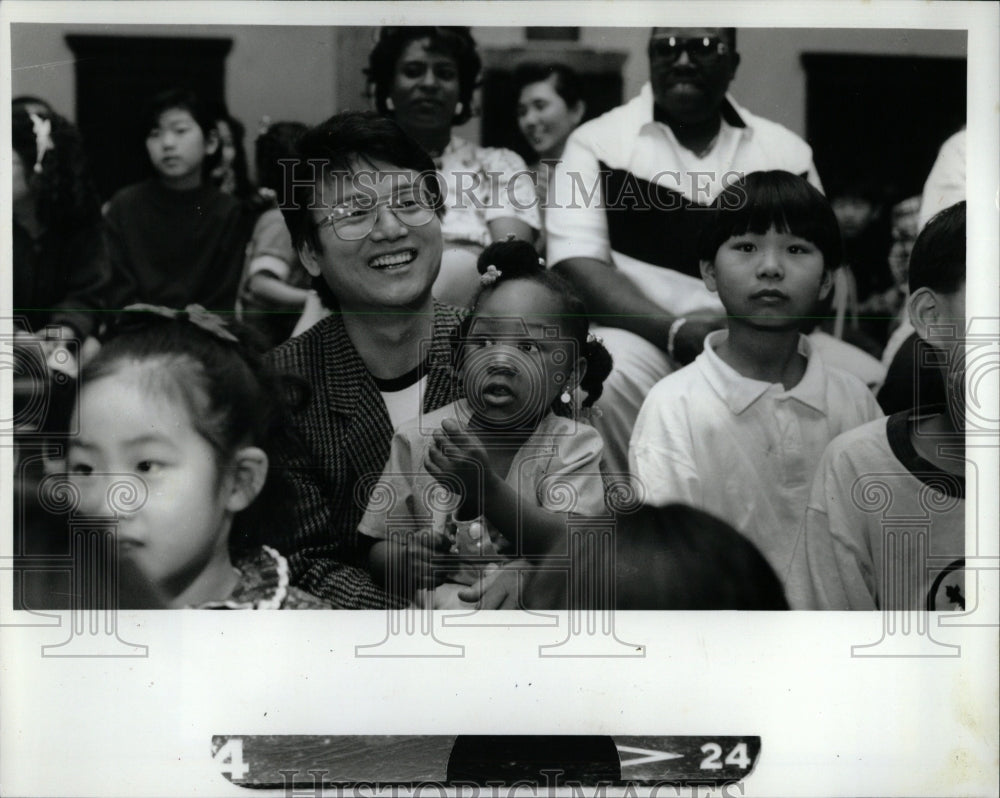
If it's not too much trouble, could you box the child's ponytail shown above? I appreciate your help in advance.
[579,334,614,410]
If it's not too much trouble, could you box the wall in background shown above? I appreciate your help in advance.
[11,23,340,132]
[11,24,965,161]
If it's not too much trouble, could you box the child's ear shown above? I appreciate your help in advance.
[817,268,834,302]
[566,356,589,392]
[225,447,269,513]
[700,259,718,292]
[204,127,220,156]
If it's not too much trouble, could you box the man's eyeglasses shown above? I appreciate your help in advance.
[317,190,437,241]
[648,35,730,64]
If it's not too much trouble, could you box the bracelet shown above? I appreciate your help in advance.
[667,317,688,361]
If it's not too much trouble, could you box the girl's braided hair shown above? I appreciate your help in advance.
[456,237,613,415]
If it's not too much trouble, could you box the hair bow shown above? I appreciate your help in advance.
[29,113,54,174]
[480,265,503,286]
[257,115,272,136]
[586,332,604,346]
[124,303,239,343]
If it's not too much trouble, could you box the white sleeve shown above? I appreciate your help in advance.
[919,129,965,228]
[787,442,878,610]
[629,391,700,508]
[480,147,541,231]
[545,130,611,266]
[538,423,608,517]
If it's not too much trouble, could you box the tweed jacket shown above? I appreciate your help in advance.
[265,300,465,608]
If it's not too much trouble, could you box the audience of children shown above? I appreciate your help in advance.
[787,201,966,610]
[103,88,251,312]
[65,306,327,609]
[236,120,312,346]
[359,238,613,608]
[9,35,974,613]
[630,171,884,593]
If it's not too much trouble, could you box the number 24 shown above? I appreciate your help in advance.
[700,741,751,770]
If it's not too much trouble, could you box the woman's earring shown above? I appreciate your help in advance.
[560,391,572,405]
[455,101,463,116]
[386,97,395,111]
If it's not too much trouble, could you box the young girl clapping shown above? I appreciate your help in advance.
[360,238,613,607]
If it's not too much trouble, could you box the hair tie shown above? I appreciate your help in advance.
[480,265,502,286]
[586,332,604,346]
[538,257,546,267]
[124,303,239,343]
[257,115,272,136]
[28,113,54,174]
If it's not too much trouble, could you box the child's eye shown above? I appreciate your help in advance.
[516,341,538,353]
[136,460,164,475]
[68,460,93,476]
[787,243,813,254]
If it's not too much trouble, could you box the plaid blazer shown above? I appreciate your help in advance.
[265,300,465,608]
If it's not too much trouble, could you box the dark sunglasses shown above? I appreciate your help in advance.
[648,35,730,63]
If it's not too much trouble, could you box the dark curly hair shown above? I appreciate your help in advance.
[12,105,102,233]
[455,237,613,415]
[366,26,481,126]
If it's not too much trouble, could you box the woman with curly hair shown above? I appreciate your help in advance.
[367,26,540,308]
[12,102,109,361]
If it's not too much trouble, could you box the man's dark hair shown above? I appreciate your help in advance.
[277,111,443,309]
[142,87,214,136]
[908,200,966,295]
[649,27,737,51]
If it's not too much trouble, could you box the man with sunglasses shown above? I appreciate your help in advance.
[546,27,822,477]
[265,111,469,608]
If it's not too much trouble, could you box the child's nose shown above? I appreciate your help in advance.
[76,473,146,518]
[757,246,784,277]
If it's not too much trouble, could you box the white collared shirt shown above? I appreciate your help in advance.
[630,330,883,583]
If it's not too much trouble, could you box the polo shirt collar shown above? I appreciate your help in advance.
[699,329,829,415]
[639,82,750,132]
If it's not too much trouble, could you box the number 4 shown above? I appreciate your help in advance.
[725,742,751,769]
[700,741,751,770]
[213,738,250,780]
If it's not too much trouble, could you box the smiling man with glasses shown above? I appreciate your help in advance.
[545,26,823,477]
[263,111,469,609]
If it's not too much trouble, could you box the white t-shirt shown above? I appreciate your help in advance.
[786,410,965,610]
[380,375,429,432]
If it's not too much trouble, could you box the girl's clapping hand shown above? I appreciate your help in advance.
[424,417,493,506]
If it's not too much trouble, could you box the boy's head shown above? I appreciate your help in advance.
[907,201,966,416]
[698,171,840,330]
[143,89,218,188]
